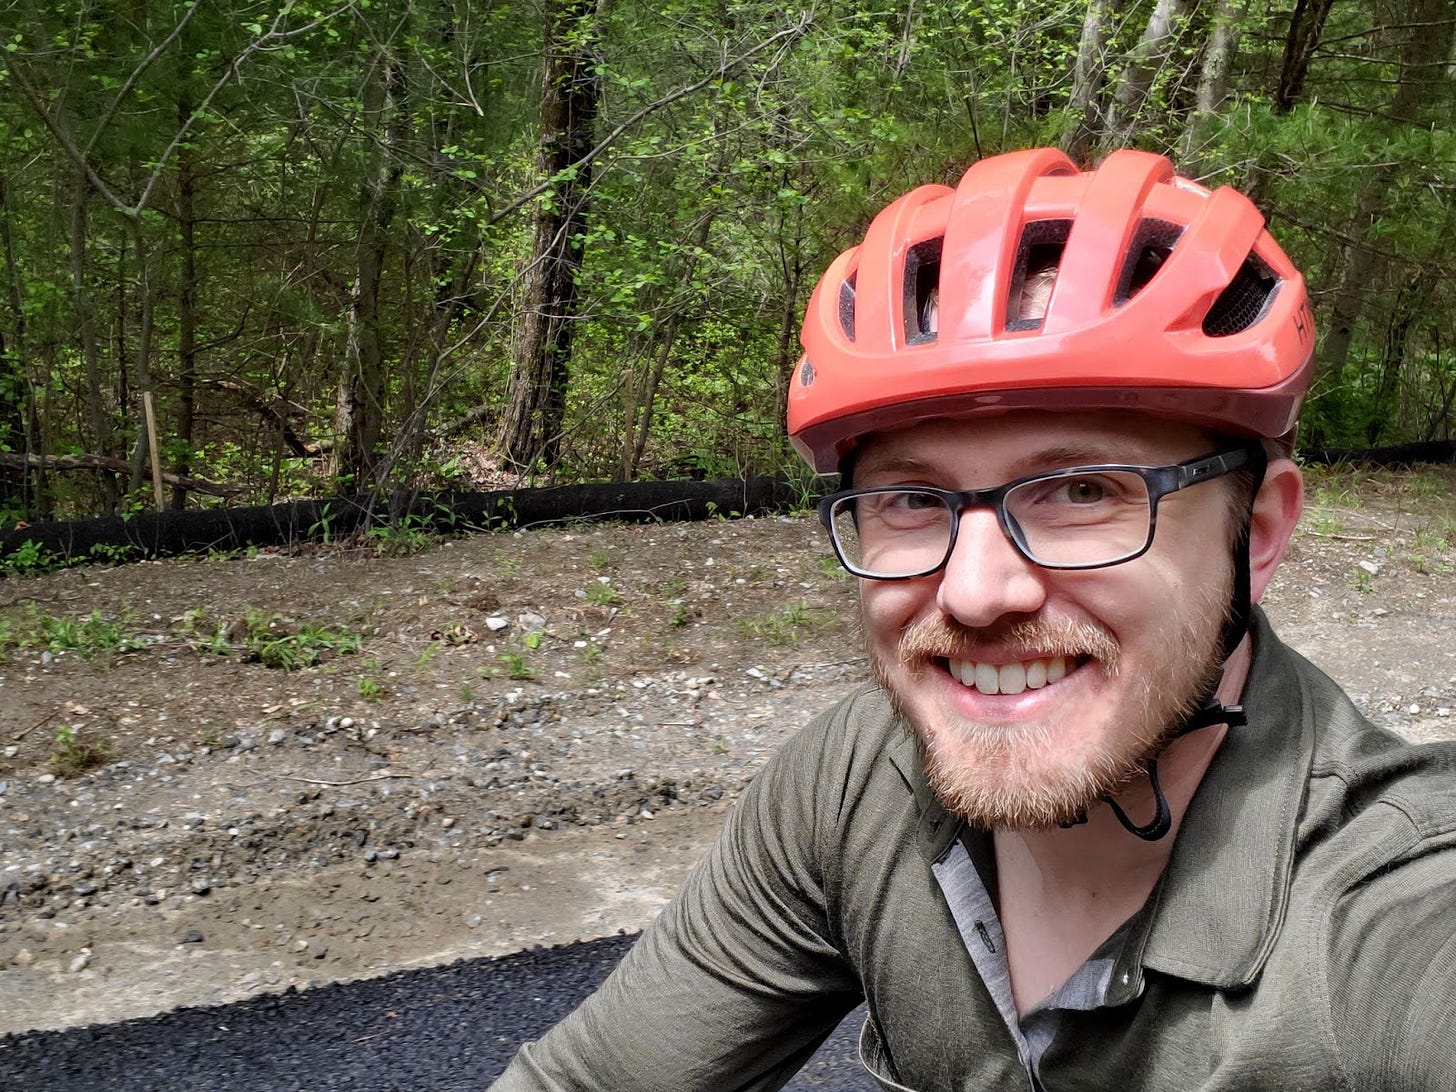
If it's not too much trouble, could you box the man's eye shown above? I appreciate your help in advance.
[1062,479,1106,504]
[894,491,941,510]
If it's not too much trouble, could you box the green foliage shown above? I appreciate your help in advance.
[49,724,115,778]
[184,607,363,669]
[0,540,56,577]
[583,578,622,607]
[736,599,831,647]
[365,516,439,557]
[0,608,148,661]
[0,0,1451,517]
[499,650,535,680]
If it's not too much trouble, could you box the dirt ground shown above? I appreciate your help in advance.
[1,465,1454,1035]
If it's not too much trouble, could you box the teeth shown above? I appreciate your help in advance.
[948,655,1069,695]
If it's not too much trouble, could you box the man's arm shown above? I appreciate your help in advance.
[489,715,863,1091]
[1328,836,1456,1089]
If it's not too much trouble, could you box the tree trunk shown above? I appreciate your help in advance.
[1104,0,1197,146]
[0,165,43,518]
[171,98,198,510]
[1061,0,1123,162]
[334,33,409,492]
[498,0,601,474]
[1272,0,1336,113]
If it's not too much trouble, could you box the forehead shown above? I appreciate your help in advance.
[851,411,1218,483]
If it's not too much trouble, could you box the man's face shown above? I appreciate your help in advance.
[854,411,1238,830]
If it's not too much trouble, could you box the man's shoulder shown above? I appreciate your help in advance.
[785,682,908,781]
[1283,637,1456,843]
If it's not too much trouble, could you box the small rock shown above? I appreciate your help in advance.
[37,773,56,785]
[68,950,92,973]
[191,878,212,896]
[1357,559,1381,575]
[11,948,34,967]
[485,616,509,632]
[181,929,205,944]
[267,728,287,745]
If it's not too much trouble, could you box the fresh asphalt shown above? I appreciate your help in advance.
[0,933,874,1090]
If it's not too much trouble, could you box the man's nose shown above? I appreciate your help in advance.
[934,508,1048,627]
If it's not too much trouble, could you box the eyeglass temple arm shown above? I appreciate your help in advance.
[1172,447,1249,491]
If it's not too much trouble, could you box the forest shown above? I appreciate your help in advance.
[0,0,1452,522]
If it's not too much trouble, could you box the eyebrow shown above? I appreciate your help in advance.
[855,443,1130,484]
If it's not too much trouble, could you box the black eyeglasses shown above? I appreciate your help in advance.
[818,447,1251,580]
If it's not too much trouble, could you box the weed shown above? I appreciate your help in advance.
[588,548,614,571]
[584,579,621,607]
[669,600,691,628]
[7,609,148,661]
[358,674,384,701]
[87,542,136,566]
[1351,567,1375,594]
[580,641,602,665]
[1408,472,1447,498]
[816,553,850,581]
[1,539,57,576]
[416,644,438,668]
[459,682,476,703]
[500,651,535,680]
[737,600,830,647]
[196,608,365,669]
[50,725,114,778]
[366,515,438,557]
[655,577,688,599]
[497,556,524,578]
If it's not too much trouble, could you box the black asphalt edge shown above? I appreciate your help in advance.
[0,476,822,569]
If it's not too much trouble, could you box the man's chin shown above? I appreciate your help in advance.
[919,737,1111,831]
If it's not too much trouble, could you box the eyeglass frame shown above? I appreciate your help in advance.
[817,445,1255,580]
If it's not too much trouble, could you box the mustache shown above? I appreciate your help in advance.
[897,614,1119,673]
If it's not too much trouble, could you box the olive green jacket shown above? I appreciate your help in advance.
[491,611,1456,1090]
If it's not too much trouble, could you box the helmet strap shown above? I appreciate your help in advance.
[1088,446,1267,843]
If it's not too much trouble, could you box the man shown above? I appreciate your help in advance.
[491,148,1456,1090]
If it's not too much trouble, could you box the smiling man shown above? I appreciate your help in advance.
[490,149,1456,1091]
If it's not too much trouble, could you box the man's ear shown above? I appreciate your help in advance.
[1248,457,1304,604]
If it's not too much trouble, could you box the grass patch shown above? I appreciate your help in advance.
[0,607,149,662]
[182,607,363,669]
[49,725,115,778]
[736,601,832,647]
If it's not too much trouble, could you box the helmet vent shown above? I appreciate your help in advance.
[1007,219,1071,331]
[839,275,857,341]
[1114,219,1183,306]
[906,239,944,344]
[1204,255,1279,337]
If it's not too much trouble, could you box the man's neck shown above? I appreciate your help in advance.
[990,638,1253,1013]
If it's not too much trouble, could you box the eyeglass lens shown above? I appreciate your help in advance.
[829,470,1156,577]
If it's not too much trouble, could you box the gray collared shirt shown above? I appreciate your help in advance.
[493,610,1456,1091]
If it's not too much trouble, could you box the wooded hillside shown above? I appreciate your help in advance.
[0,0,1451,521]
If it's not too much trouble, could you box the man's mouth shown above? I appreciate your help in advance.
[943,655,1078,695]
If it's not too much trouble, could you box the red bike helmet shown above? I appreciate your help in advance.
[789,147,1315,473]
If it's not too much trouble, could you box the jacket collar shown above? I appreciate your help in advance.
[1140,607,1315,987]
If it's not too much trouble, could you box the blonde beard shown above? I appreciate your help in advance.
[870,588,1229,831]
